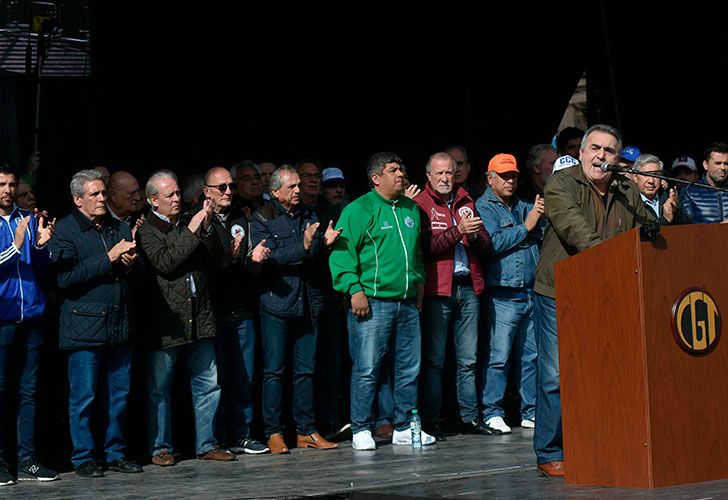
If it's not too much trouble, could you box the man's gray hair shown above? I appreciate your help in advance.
[425,152,456,174]
[269,166,298,191]
[526,144,556,171]
[444,145,468,162]
[580,124,623,153]
[230,160,260,179]
[145,169,178,203]
[633,154,663,171]
[367,152,403,187]
[182,173,205,205]
[70,169,104,197]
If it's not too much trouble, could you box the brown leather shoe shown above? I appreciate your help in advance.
[267,433,290,454]
[537,460,565,478]
[198,445,236,461]
[296,432,339,450]
[373,423,394,439]
[151,449,175,467]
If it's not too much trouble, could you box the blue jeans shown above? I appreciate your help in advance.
[348,298,421,433]
[260,311,317,437]
[420,284,479,424]
[534,293,563,464]
[375,352,394,428]
[214,317,256,444]
[0,319,43,460]
[148,339,220,456]
[482,290,537,421]
[68,345,131,467]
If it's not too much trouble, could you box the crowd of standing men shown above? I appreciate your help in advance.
[1,122,726,485]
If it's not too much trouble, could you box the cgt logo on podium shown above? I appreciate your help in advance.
[671,288,722,356]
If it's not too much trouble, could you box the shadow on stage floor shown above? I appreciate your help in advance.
[6,428,728,499]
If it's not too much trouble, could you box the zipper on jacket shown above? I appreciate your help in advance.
[5,216,25,322]
[391,203,409,299]
[365,230,379,298]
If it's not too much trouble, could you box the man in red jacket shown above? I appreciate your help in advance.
[413,152,493,438]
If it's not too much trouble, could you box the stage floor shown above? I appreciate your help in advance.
[7,428,728,499]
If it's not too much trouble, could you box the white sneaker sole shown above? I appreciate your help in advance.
[243,447,270,455]
[352,443,376,451]
[392,435,436,446]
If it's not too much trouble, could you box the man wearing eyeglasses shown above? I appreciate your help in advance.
[296,160,323,209]
[231,160,265,217]
[107,171,145,237]
[200,167,271,455]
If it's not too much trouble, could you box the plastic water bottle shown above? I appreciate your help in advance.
[410,409,422,449]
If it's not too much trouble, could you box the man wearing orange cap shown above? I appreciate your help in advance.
[475,154,544,436]
[532,124,654,478]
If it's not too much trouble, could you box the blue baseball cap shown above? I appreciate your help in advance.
[620,145,641,163]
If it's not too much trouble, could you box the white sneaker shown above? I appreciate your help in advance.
[391,429,436,446]
[352,430,376,450]
[521,418,535,429]
[485,416,512,434]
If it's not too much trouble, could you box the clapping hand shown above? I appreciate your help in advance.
[36,215,56,246]
[251,239,271,263]
[323,220,342,246]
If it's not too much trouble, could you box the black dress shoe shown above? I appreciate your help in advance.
[107,458,143,473]
[463,418,501,435]
[75,460,104,478]
[423,424,447,441]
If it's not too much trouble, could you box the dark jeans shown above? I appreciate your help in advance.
[534,293,563,464]
[215,317,256,445]
[315,293,346,427]
[0,318,43,461]
[420,284,479,424]
[68,345,132,467]
[260,311,317,437]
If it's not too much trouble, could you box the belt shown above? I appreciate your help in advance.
[452,274,472,286]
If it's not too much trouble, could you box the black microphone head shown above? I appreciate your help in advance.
[600,162,627,173]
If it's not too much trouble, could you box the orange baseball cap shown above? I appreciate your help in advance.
[488,153,519,174]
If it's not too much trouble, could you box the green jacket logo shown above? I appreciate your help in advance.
[671,288,721,356]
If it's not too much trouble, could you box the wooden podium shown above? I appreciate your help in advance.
[555,224,728,488]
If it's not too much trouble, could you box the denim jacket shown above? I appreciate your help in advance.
[475,188,542,289]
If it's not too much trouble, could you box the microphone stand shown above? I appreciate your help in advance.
[614,167,728,193]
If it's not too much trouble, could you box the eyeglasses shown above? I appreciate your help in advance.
[206,183,237,193]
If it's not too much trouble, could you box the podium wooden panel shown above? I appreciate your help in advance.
[555,224,728,488]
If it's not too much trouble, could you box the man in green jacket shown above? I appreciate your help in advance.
[533,124,655,478]
[329,152,435,451]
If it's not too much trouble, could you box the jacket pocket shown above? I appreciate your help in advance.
[68,302,109,343]
[499,218,514,228]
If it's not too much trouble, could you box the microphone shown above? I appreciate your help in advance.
[599,162,630,173]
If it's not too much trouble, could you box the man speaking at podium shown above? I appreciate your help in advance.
[532,124,655,478]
